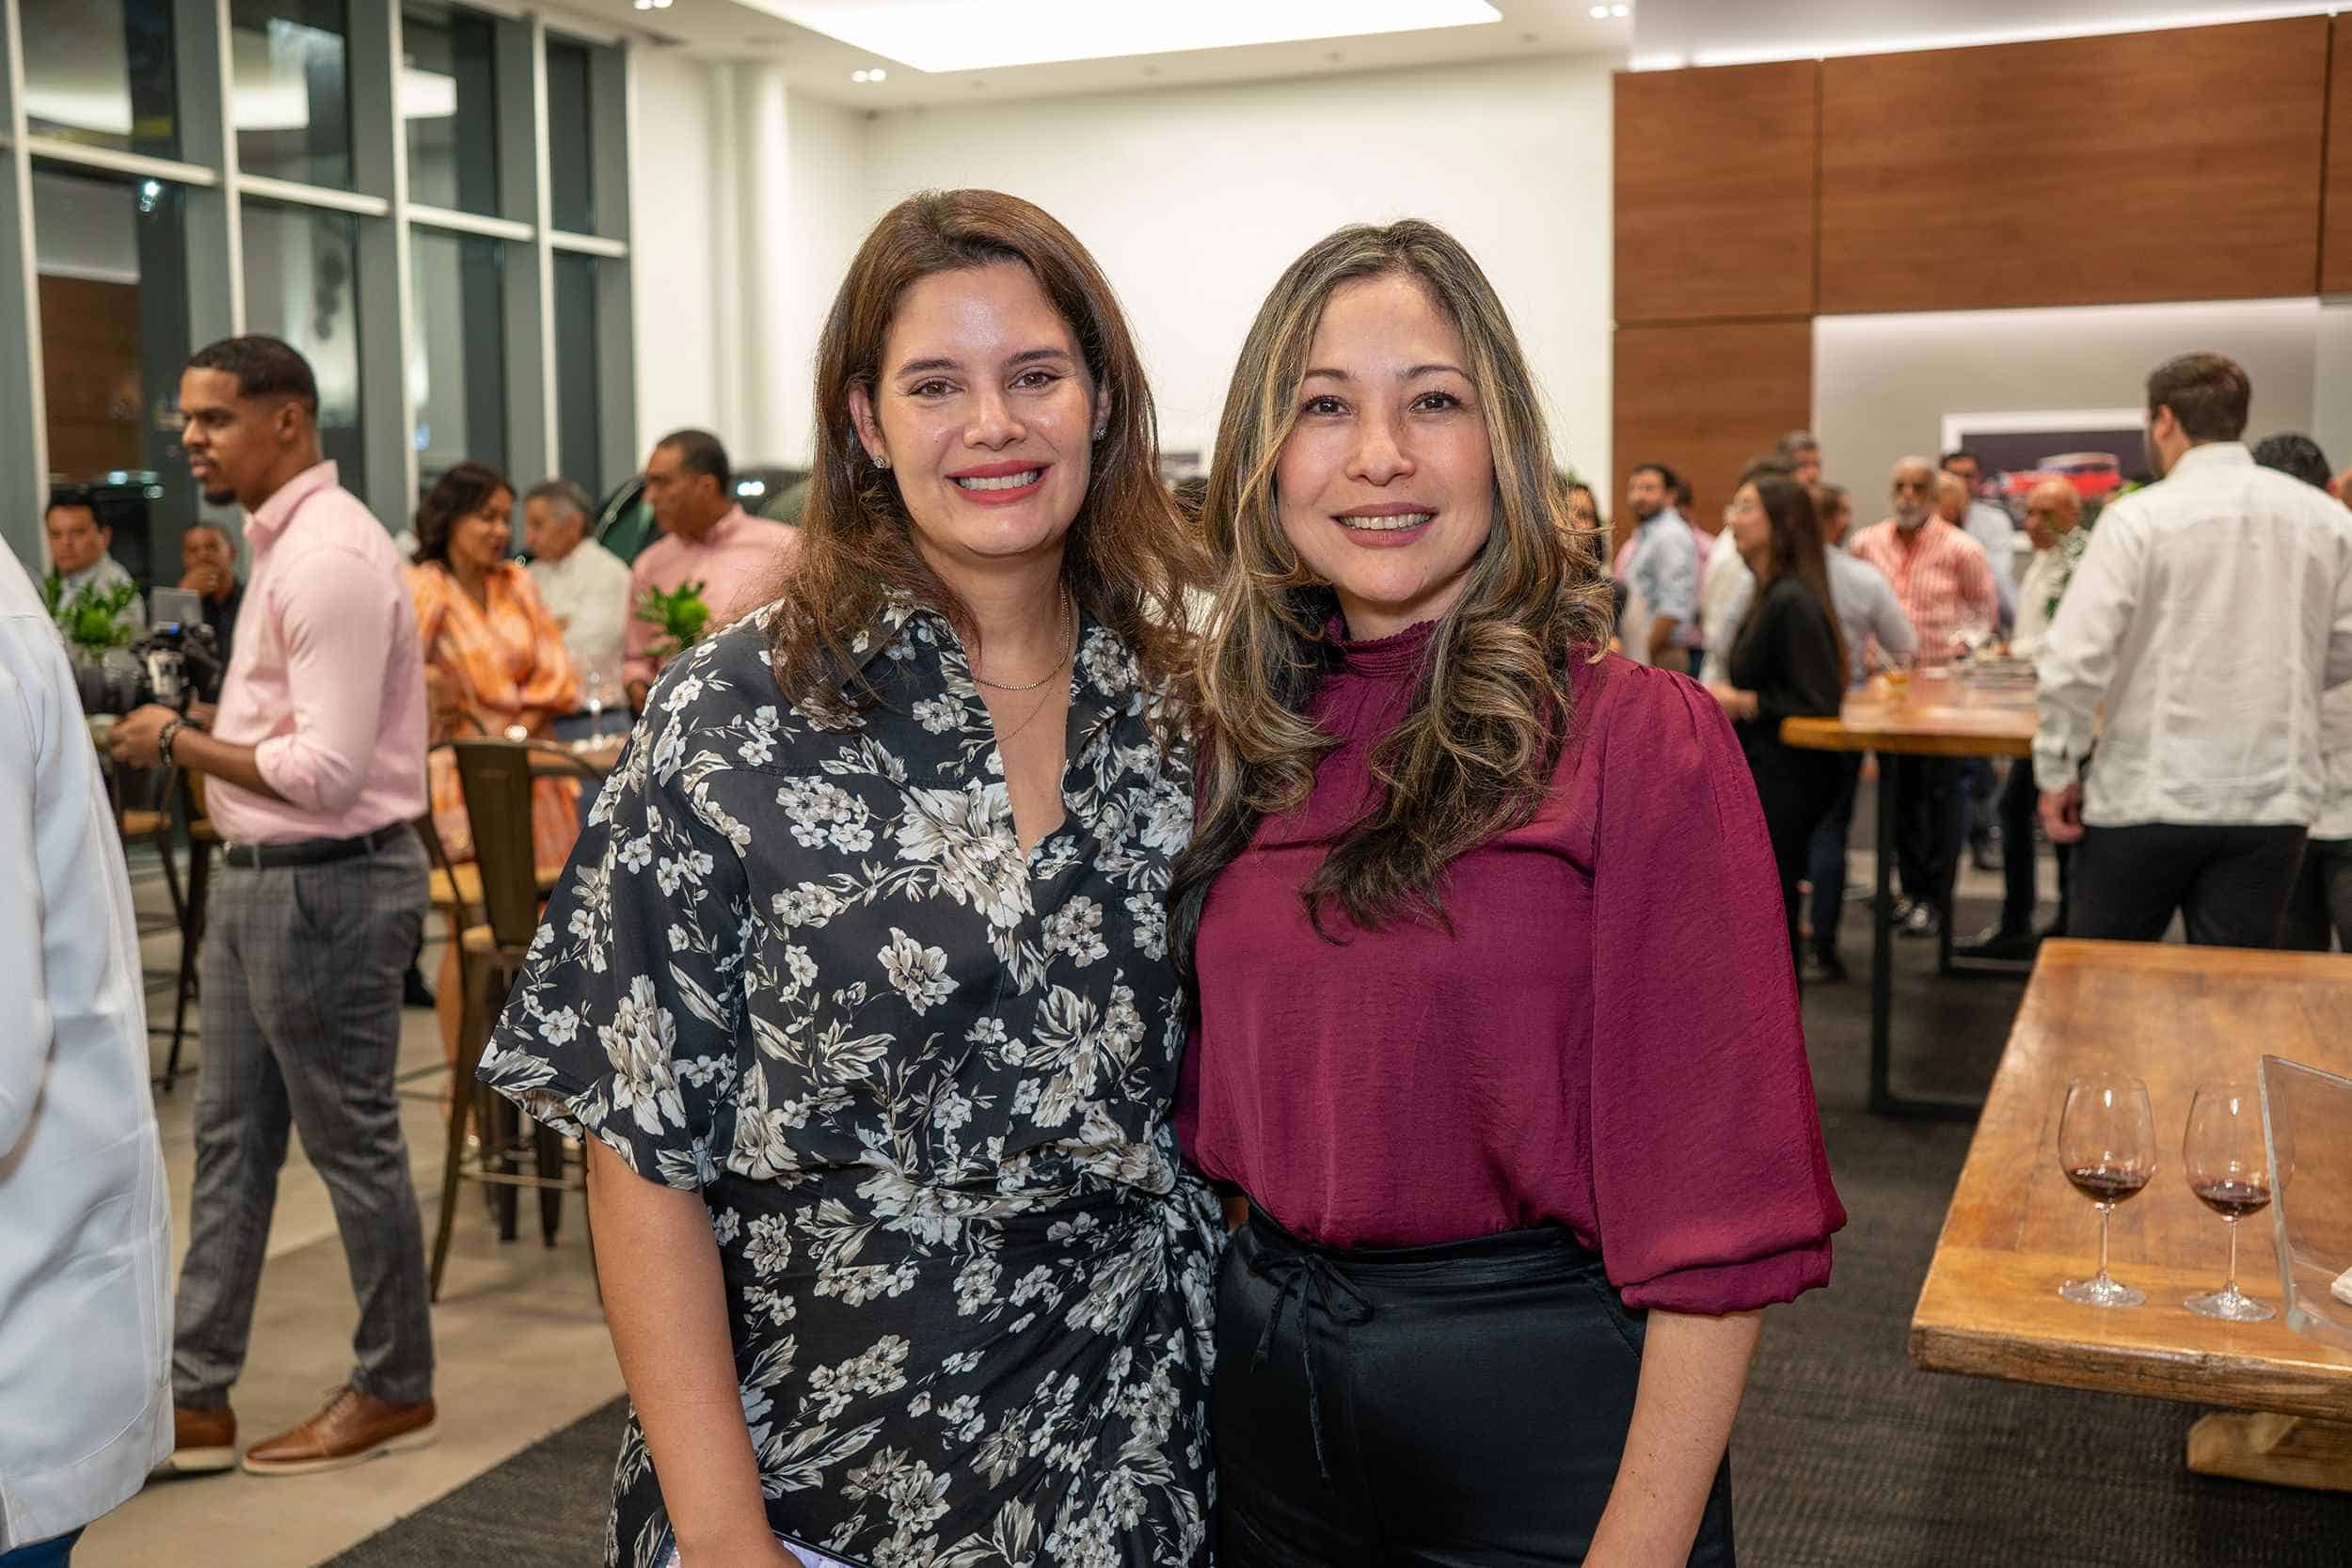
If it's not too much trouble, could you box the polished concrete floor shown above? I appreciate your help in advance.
[75,867,626,1568]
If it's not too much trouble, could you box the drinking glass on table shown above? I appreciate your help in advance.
[2058,1075,2156,1307]
[581,665,610,743]
[2182,1082,2276,1322]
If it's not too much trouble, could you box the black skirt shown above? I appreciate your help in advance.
[1216,1208,1736,1567]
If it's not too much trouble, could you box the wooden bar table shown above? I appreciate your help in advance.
[1783,673,2039,1117]
[1912,939,2352,1491]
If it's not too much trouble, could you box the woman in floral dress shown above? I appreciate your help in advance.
[480,190,1219,1568]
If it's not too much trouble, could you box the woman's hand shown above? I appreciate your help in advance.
[423,667,470,740]
[1705,683,1756,721]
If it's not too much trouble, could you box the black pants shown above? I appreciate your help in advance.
[1217,1209,1736,1567]
[2071,822,2308,947]
[2278,836,2352,952]
[1804,753,1864,963]
[1995,761,2072,936]
[1748,740,1842,974]
[1891,756,1962,910]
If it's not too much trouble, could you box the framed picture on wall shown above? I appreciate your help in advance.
[1939,407,2148,522]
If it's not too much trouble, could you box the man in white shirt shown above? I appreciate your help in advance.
[522,477,630,690]
[2254,435,2352,953]
[1961,479,2090,959]
[2037,354,2352,946]
[0,548,173,1561]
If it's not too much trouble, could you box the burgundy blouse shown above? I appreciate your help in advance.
[1176,619,1845,1314]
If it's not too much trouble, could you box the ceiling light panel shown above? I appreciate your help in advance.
[761,0,1502,73]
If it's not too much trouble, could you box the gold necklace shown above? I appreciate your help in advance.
[971,591,1075,693]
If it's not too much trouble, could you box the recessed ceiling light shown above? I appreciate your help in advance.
[769,0,1502,74]
[1611,4,1630,16]
[1588,5,1608,15]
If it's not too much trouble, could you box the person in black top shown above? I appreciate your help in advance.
[1708,469,1848,972]
[178,521,245,666]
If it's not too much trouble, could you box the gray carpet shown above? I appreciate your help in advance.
[328,893,2352,1567]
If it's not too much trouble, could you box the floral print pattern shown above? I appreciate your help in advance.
[481,599,1220,1568]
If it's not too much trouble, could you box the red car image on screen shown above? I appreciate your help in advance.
[1997,451,2126,503]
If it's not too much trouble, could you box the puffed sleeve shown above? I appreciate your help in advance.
[1587,664,1846,1311]
[477,674,749,1189]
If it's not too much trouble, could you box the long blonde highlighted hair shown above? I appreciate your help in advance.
[1168,219,1613,965]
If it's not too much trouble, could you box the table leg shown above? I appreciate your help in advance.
[1869,757,1981,1120]
[2185,1413,2352,1492]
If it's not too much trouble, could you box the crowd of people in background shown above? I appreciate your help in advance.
[1608,351,2352,981]
[10,215,2352,1568]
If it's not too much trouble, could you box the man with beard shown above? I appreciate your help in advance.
[107,336,437,1478]
[1617,461,1699,668]
[2037,356,2352,947]
[1849,455,1999,937]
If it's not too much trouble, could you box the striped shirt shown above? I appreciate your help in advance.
[1847,517,1998,664]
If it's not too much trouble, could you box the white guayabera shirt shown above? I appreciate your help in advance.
[2033,442,2352,826]
[0,548,172,1551]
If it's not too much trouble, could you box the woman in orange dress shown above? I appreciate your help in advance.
[407,461,581,1057]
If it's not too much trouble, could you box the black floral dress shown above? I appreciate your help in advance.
[479,598,1222,1568]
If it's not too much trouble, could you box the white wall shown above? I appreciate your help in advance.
[859,55,1616,480]
[628,48,724,449]
[1816,298,2326,504]
[627,54,1615,476]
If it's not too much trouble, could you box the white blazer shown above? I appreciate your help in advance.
[0,550,173,1549]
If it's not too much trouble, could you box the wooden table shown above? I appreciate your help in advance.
[1912,939,2352,1491]
[1783,673,2039,1117]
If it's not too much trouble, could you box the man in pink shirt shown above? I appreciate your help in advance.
[109,337,437,1480]
[1846,455,2001,939]
[622,428,801,708]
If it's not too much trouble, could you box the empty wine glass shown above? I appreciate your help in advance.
[2182,1082,2275,1322]
[2058,1075,2155,1307]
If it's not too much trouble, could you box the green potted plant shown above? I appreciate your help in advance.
[632,578,712,667]
[43,572,141,657]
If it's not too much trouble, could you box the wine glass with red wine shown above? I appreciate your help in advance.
[2058,1076,2155,1307]
[2182,1082,2275,1322]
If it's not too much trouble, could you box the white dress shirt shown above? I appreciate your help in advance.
[1697,536,1751,674]
[529,536,632,685]
[2034,442,2352,827]
[0,550,173,1549]
[1962,500,2019,632]
[2010,527,2090,661]
[1702,545,1915,689]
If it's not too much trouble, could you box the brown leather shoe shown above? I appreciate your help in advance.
[158,1404,237,1475]
[240,1386,437,1477]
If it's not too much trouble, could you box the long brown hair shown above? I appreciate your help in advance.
[1168,219,1614,965]
[1734,471,1848,679]
[768,189,1201,716]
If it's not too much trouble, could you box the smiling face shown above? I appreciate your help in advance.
[850,260,1107,578]
[450,487,514,575]
[1273,272,1493,641]
[522,495,583,562]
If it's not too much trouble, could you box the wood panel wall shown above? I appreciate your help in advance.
[39,276,143,480]
[2325,14,2352,295]
[1613,320,1813,544]
[1614,59,1819,325]
[1817,18,2329,313]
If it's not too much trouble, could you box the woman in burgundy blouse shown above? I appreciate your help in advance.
[1170,220,1845,1565]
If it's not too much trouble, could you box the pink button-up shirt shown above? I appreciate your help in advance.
[621,506,801,689]
[1847,516,1998,663]
[205,461,428,845]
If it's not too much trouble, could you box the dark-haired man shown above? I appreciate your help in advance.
[44,485,145,641]
[107,335,436,1477]
[1618,462,1699,668]
[621,427,799,707]
[176,521,245,664]
[2037,355,2352,947]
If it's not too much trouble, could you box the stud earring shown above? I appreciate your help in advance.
[873,451,891,469]
[1092,423,1107,439]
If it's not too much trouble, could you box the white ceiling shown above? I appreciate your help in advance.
[542,0,1628,107]
[1628,0,2334,68]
